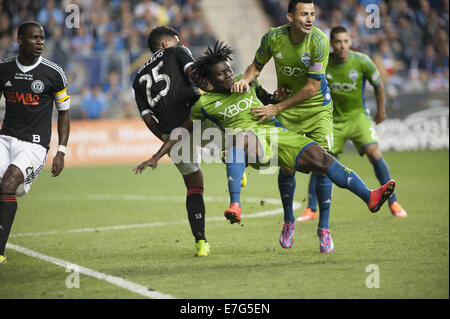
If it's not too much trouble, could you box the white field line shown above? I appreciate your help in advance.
[6,243,176,299]
[11,195,301,238]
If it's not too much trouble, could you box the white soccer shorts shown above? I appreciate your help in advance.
[162,119,224,176]
[0,135,48,196]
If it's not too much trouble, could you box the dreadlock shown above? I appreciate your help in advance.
[191,41,233,81]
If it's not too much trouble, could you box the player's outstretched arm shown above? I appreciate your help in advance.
[133,118,194,175]
[232,61,263,93]
[373,80,386,124]
[251,78,320,123]
[142,113,164,141]
[52,109,70,177]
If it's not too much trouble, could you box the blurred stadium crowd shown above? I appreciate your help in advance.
[0,0,448,119]
[263,0,449,93]
[0,0,217,118]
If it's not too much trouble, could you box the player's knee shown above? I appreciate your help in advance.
[365,144,382,163]
[280,166,295,176]
[298,145,332,173]
[15,184,26,197]
[0,177,20,194]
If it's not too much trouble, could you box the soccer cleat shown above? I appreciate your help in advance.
[296,208,318,222]
[221,150,247,188]
[224,202,242,224]
[194,240,210,257]
[367,180,396,213]
[0,254,7,264]
[390,201,408,218]
[279,222,296,248]
[317,227,334,253]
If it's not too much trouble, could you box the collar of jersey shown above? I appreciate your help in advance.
[15,55,42,73]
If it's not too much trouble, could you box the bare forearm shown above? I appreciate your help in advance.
[242,62,262,83]
[276,83,318,112]
[374,83,385,113]
[57,110,70,146]
[143,113,164,141]
[152,118,193,161]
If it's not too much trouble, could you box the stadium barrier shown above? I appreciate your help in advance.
[47,118,170,167]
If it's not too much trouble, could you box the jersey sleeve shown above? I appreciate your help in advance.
[189,99,205,121]
[254,31,272,66]
[362,54,381,87]
[307,32,329,79]
[52,66,70,111]
[174,45,196,74]
[132,78,152,117]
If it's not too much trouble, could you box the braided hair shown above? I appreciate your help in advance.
[191,41,233,81]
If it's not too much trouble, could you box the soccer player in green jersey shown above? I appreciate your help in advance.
[233,0,336,252]
[298,26,407,223]
[134,41,396,252]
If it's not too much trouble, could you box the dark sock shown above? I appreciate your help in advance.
[0,193,18,255]
[186,187,206,242]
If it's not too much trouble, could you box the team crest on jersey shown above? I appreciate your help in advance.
[31,80,44,93]
[301,52,311,67]
[349,69,359,82]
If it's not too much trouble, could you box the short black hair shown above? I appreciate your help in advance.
[147,25,179,53]
[191,41,233,80]
[330,25,348,41]
[18,21,42,37]
[288,0,313,14]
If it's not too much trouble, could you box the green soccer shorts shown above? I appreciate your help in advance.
[275,103,334,153]
[333,113,379,156]
[245,126,317,172]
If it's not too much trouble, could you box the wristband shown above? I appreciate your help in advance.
[57,145,67,155]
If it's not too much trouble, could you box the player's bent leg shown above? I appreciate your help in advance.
[296,144,395,213]
[221,149,247,188]
[224,131,260,224]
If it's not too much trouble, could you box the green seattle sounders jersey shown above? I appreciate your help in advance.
[326,50,381,121]
[190,75,274,133]
[190,75,316,170]
[254,24,332,112]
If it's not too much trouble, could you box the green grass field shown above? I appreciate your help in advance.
[0,150,448,299]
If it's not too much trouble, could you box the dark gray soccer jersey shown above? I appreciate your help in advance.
[133,45,201,134]
[0,56,70,149]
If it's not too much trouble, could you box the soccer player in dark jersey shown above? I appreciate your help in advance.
[0,21,70,264]
[135,41,397,253]
[131,26,212,257]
